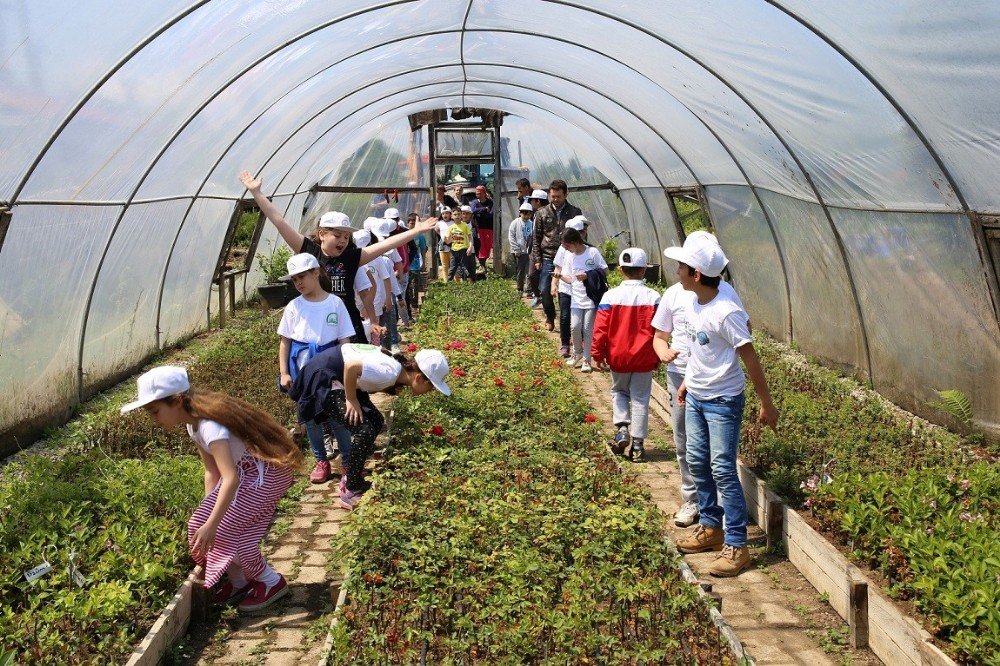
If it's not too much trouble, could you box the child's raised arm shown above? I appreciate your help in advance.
[360,217,438,266]
[239,171,305,253]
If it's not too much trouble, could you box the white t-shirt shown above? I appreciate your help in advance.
[382,254,402,296]
[652,281,745,374]
[341,343,402,393]
[560,246,607,309]
[371,256,397,305]
[553,246,572,296]
[355,265,381,315]
[683,290,752,400]
[436,220,451,242]
[187,419,249,463]
[278,295,355,370]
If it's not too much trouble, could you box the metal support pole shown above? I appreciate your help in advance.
[427,126,440,281]
[492,116,502,274]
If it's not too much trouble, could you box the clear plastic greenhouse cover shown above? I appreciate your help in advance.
[1,0,998,447]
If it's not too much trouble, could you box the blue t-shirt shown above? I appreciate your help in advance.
[409,234,427,271]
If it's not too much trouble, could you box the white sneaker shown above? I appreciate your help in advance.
[674,501,700,528]
[566,355,579,368]
[580,361,593,373]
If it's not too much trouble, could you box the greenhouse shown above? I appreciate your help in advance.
[1,2,998,665]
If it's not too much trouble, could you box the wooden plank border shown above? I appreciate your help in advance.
[125,566,205,666]
[648,375,958,666]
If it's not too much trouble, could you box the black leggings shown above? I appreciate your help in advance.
[322,390,384,492]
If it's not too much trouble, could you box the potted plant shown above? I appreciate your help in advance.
[255,242,297,309]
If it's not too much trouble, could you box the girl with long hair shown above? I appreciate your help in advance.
[122,366,303,612]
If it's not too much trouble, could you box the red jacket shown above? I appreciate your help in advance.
[591,280,661,373]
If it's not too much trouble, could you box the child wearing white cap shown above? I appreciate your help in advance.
[555,226,607,372]
[121,366,302,612]
[290,345,452,510]
[651,231,748,527]
[435,208,453,279]
[508,201,534,295]
[590,248,662,463]
[277,253,356,484]
[446,208,474,282]
[551,216,591,359]
[658,233,779,578]
[239,172,438,343]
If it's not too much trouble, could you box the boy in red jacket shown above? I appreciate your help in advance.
[591,248,662,462]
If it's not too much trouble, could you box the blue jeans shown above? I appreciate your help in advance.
[685,392,747,547]
[304,418,352,463]
[538,259,556,323]
[380,300,400,349]
[558,292,572,347]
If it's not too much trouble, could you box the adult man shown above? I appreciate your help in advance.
[435,184,458,215]
[531,179,582,330]
[515,177,532,205]
[470,185,494,271]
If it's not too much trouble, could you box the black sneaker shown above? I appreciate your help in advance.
[630,438,646,463]
[611,425,629,456]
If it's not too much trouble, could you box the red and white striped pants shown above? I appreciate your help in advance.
[187,456,294,588]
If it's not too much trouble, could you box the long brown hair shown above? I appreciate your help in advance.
[176,390,303,468]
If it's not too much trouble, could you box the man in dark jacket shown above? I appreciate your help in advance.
[531,179,583,330]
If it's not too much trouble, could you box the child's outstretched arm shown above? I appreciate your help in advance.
[361,217,438,266]
[736,343,779,430]
[239,171,305,253]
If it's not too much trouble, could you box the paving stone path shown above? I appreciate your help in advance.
[533,303,880,665]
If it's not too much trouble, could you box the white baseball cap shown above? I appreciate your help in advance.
[414,349,451,396]
[121,366,190,413]
[566,217,587,232]
[519,202,533,213]
[529,189,548,201]
[460,205,472,213]
[373,218,397,240]
[352,229,372,248]
[319,211,358,231]
[619,247,648,268]
[686,230,720,248]
[286,253,320,276]
[362,216,381,232]
[383,207,400,220]
[440,206,452,214]
[663,236,729,277]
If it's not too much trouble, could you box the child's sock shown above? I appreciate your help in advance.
[227,563,248,589]
[257,565,282,591]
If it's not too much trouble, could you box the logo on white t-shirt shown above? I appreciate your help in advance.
[326,313,339,326]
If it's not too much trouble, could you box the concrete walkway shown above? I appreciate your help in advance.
[535,304,880,665]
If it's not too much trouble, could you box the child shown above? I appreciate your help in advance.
[508,202,534,295]
[446,208,473,282]
[121,366,302,611]
[405,213,428,320]
[290,344,452,510]
[556,227,607,372]
[239,171,437,342]
[371,219,406,354]
[277,253,356,483]
[436,208,453,279]
[551,216,590,357]
[651,231,748,527]
[662,236,778,577]
[590,248,661,463]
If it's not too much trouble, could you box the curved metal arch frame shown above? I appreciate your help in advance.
[540,0,874,383]
[54,0,946,391]
[71,22,805,392]
[767,0,999,324]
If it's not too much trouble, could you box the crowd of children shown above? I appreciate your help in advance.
[118,174,779,616]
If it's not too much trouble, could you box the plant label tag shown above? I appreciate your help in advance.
[24,562,52,582]
[68,562,86,587]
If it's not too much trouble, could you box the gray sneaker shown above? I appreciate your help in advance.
[629,438,646,462]
[674,500,700,527]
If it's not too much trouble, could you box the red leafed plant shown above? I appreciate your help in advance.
[583,413,598,423]
[453,368,466,377]
[430,425,445,436]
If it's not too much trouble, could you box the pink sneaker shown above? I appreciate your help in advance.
[238,575,288,613]
[339,474,347,495]
[309,460,331,484]
[339,488,364,511]
[210,579,252,605]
